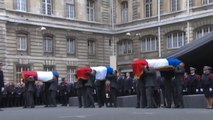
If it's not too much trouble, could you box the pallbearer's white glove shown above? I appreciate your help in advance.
[200,88,203,92]
[209,88,213,92]
[196,89,199,92]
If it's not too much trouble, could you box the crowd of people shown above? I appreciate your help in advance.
[136,65,213,109]
[0,71,136,109]
[0,64,213,110]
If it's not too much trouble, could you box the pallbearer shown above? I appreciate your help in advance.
[23,76,36,108]
[48,71,59,107]
[173,63,185,108]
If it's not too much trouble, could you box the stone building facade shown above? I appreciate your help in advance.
[0,0,212,82]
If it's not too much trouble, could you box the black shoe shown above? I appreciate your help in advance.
[52,105,57,107]
[90,105,95,108]
[44,105,49,107]
[0,109,3,111]
[173,105,180,108]
[166,106,171,108]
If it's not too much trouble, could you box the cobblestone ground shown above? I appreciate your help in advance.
[0,107,213,120]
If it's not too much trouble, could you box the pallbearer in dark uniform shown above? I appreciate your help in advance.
[24,76,36,108]
[43,81,50,107]
[136,74,147,108]
[0,63,4,111]
[160,70,175,108]
[48,72,59,107]
[186,67,201,94]
[95,78,106,108]
[201,66,213,109]
[173,63,185,108]
[85,70,95,108]
[144,66,157,108]
[75,77,83,108]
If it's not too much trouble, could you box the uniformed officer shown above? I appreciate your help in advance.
[201,66,213,109]
[173,63,185,108]
[85,70,95,108]
[0,63,4,111]
[136,74,147,108]
[60,78,69,106]
[48,73,59,107]
[24,76,36,108]
[160,70,175,108]
[186,67,201,94]
[144,66,158,108]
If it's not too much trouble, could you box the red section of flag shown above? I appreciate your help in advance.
[21,71,38,81]
[76,67,92,80]
[131,59,148,79]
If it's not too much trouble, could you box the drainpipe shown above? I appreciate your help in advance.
[111,0,115,56]
[187,0,190,44]
[158,0,161,58]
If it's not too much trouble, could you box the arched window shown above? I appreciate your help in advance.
[167,31,186,49]
[117,40,133,55]
[196,25,212,39]
[140,36,158,52]
[121,1,128,23]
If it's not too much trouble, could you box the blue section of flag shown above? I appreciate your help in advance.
[52,71,59,77]
[167,58,182,67]
[106,66,113,75]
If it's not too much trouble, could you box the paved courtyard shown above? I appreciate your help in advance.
[0,107,213,120]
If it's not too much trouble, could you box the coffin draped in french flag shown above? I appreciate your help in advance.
[21,71,59,82]
[76,66,114,80]
[76,67,92,80]
[131,58,182,79]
